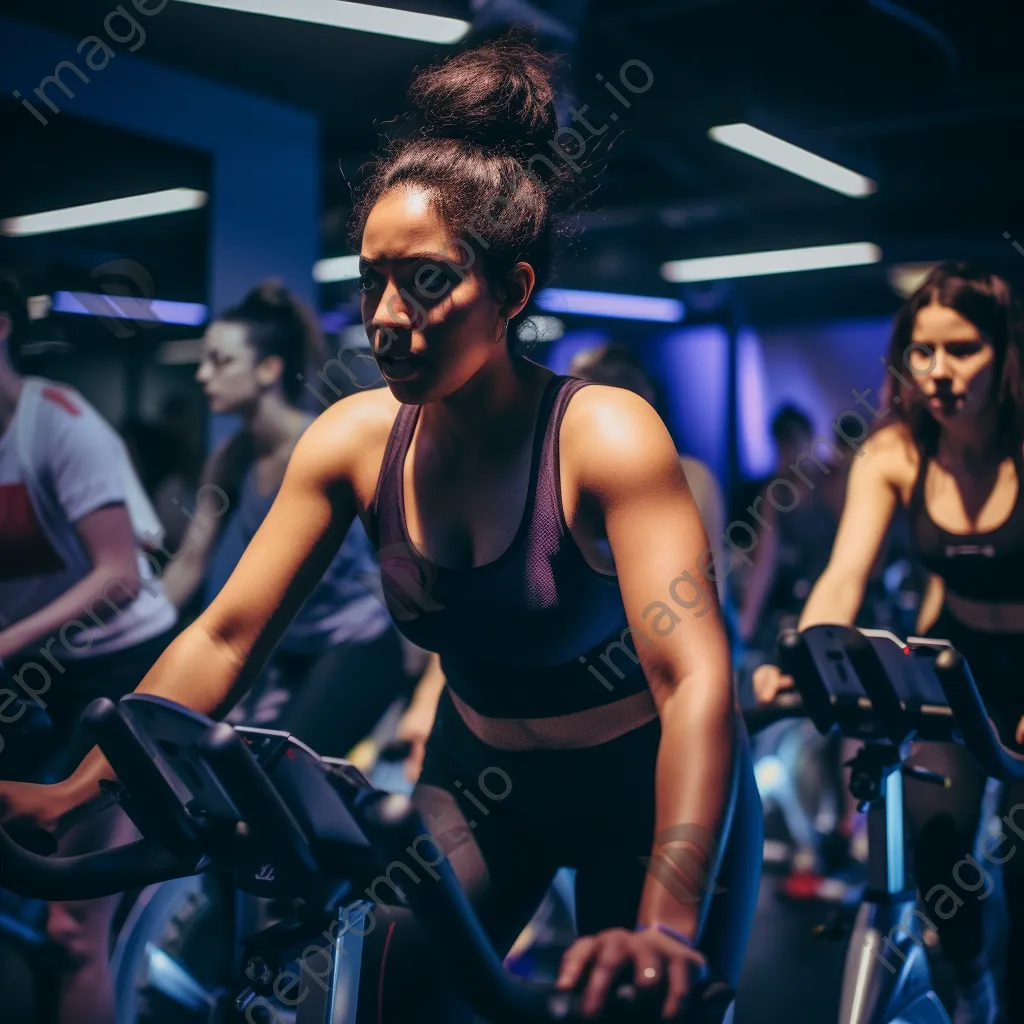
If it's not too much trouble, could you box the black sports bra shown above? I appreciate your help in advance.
[910,446,1024,603]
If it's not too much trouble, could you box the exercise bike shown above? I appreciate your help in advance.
[776,625,1024,1024]
[0,693,738,1024]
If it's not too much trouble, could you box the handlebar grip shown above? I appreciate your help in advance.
[199,723,321,884]
[777,629,835,735]
[0,825,195,901]
[934,650,1024,782]
[554,968,733,1024]
[841,631,910,744]
[81,698,196,853]
[742,692,805,736]
[5,822,58,857]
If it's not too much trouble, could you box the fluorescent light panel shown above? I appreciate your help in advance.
[709,123,876,198]
[1,188,207,237]
[173,0,470,44]
[661,242,882,283]
[535,288,685,323]
[314,255,361,283]
[52,291,208,326]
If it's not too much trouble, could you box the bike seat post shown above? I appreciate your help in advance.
[848,743,908,896]
[866,765,906,896]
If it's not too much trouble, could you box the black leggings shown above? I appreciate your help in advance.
[905,744,1024,1014]
[352,693,764,1023]
[904,611,1024,1016]
[270,626,412,759]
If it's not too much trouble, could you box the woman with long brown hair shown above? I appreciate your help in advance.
[757,261,1024,1024]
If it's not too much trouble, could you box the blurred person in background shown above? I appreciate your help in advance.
[738,407,914,897]
[736,404,837,651]
[162,280,413,758]
[738,407,911,649]
[121,411,197,557]
[152,392,204,554]
[0,271,178,1024]
[755,262,1024,1024]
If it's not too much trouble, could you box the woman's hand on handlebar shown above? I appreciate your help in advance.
[0,779,77,835]
[752,664,794,703]
[1016,714,1024,746]
[556,927,706,1020]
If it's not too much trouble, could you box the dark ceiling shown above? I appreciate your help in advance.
[3,0,1024,329]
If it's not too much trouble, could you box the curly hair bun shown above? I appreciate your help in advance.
[409,34,559,157]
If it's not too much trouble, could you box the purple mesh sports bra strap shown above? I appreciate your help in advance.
[534,376,596,521]
[907,445,931,523]
[367,403,419,547]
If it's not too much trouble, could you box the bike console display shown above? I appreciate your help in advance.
[105,695,379,899]
[786,626,955,744]
[782,625,1024,782]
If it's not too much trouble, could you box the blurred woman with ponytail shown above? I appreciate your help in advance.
[162,281,410,756]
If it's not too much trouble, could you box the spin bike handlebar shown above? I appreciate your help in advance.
[0,695,734,1024]
[777,625,1024,783]
[0,826,194,902]
[931,647,1024,781]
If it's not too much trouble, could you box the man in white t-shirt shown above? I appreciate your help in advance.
[0,380,177,655]
[0,272,177,1024]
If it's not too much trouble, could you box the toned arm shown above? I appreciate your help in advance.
[0,504,141,660]
[563,386,734,942]
[798,428,905,630]
[679,456,729,604]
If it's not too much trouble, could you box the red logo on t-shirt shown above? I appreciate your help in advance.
[41,387,81,417]
[0,482,66,579]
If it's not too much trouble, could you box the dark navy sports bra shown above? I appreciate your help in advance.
[366,374,650,718]
[910,446,1024,603]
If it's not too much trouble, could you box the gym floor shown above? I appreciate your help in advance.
[736,874,845,1022]
[737,873,972,1023]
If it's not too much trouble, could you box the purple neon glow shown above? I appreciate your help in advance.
[320,310,351,334]
[535,288,685,323]
[737,329,773,477]
[543,331,611,374]
[52,291,208,326]
[651,326,729,480]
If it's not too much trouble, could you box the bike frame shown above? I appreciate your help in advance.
[293,901,369,1024]
[838,765,950,1024]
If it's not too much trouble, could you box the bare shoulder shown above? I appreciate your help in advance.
[857,422,918,490]
[559,383,683,496]
[291,387,403,511]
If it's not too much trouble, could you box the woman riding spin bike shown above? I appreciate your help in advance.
[0,36,761,1023]
[161,280,410,758]
[756,261,1024,1024]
